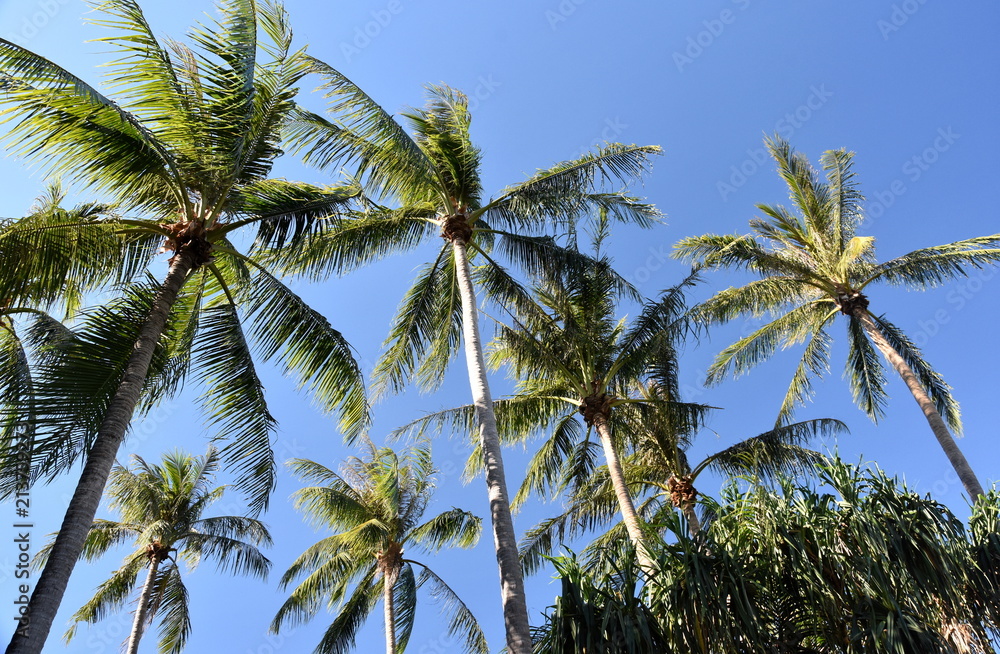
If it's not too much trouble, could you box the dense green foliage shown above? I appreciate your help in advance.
[534,459,1000,653]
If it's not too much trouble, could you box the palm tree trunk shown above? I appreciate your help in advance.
[857,310,985,499]
[451,241,532,654]
[681,502,701,536]
[591,416,657,570]
[126,555,162,654]
[382,569,398,654]
[7,253,195,654]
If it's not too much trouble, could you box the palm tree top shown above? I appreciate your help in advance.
[48,447,272,653]
[675,137,1000,304]
[274,442,486,653]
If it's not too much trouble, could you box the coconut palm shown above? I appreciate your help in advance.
[674,136,1000,500]
[479,238,709,569]
[38,447,271,654]
[277,70,662,652]
[272,442,487,654]
[516,414,843,577]
[0,182,136,495]
[625,384,843,535]
[0,3,367,650]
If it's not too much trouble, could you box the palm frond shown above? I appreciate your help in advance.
[192,303,277,515]
[481,143,662,231]
[0,37,181,211]
[865,235,1000,289]
[236,263,369,440]
[287,56,436,200]
[230,178,361,250]
[154,564,192,654]
[699,420,844,480]
[312,568,380,654]
[868,314,962,433]
[846,313,889,421]
[409,508,481,553]
[412,564,490,654]
[372,244,460,396]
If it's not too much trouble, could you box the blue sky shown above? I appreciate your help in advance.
[1,0,999,652]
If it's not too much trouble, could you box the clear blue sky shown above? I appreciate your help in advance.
[1,0,998,652]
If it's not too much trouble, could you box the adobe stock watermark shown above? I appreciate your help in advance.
[673,0,752,73]
[465,74,501,113]
[3,0,72,46]
[862,127,959,225]
[545,0,588,31]
[10,426,32,639]
[908,265,994,348]
[571,116,628,159]
[877,0,930,40]
[339,0,403,63]
[717,84,835,201]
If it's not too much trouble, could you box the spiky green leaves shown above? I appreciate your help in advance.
[677,137,996,435]
[274,444,486,654]
[57,448,271,653]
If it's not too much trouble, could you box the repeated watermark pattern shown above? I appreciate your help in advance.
[877,0,930,40]
[862,127,959,225]
[717,84,835,201]
[3,0,72,46]
[672,0,752,73]
[908,266,994,348]
[339,0,404,63]
[545,0,589,31]
[571,116,628,160]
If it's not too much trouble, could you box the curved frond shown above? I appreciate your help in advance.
[192,302,277,515]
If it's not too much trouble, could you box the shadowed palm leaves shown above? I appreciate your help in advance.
[0,3,367,651]
[0,183,139,495]
[272,443,487,654]
[517,411,843,574]
[277,67,662,651]
[674,136,1000,500]
[532,460,1000,653]
[41,448,271,654]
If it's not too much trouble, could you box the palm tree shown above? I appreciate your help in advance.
[0,182,133,495]
[0,4,367,651]
[40,447,271,654]
[674,137,1000,500]
[625,383,843,535]
[272,442,487,654]
[277,69,662,651]
[478,233,709,569]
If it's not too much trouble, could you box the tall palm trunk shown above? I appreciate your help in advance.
[7,252,195,654]
[591,416,657,570]
[857,310,985,500]
[126,552,163,654]
[382,568,398,654]
[451,240,532,654]
[667,474,702,537]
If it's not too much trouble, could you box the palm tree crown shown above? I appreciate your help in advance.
[272,442,487,654]
[278,67,663,653]
[674,136,1000,499]
[47,447,271,654]
[0,4,368,650]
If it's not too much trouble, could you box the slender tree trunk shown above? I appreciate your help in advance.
[857,310,985,500]
[591,416,657,570]
[382,569,398,654]
[7,253,195,654]
[681,502,701,536]
[126,555,162,654]
[451,241,532,654]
